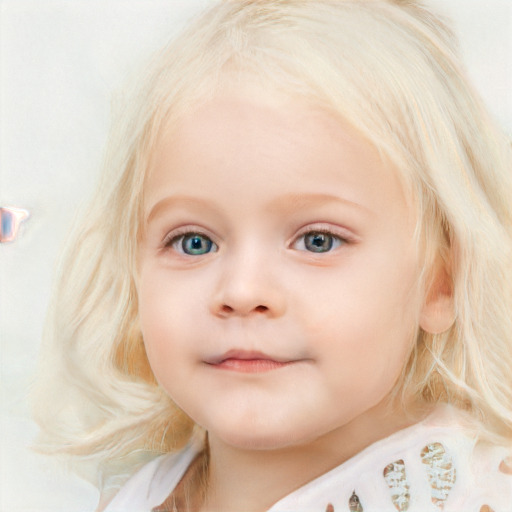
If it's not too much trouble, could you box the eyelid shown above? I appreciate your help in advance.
[162,225,218,249]
[290,223,358,246]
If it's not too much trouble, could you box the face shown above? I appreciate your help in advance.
[138,91,424,450]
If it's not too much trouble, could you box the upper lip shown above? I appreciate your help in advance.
[204,349,292,365]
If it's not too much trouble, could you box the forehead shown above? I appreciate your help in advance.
[145,91,411,223]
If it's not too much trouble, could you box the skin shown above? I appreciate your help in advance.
[138,91,446,511]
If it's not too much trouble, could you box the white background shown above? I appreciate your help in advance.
[0,1,510,510]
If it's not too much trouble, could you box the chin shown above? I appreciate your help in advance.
[212,420,321,451]
[221,433,299,451]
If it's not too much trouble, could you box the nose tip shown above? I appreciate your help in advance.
[211,276,285,319]
[211,248,286,319]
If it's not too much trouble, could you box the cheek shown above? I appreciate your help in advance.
[138,269,183,376]
[298,252,420,393]
[138,266,215,392]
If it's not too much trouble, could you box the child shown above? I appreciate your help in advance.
[33,1,512,511]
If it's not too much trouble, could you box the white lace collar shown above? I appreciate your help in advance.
[105,405,512,512]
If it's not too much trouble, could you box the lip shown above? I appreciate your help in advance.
[204,350,296,373]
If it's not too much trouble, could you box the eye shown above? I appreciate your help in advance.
[168,232,218,256]
[294,230,345,253]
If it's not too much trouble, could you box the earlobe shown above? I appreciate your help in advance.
[419,263,455,334]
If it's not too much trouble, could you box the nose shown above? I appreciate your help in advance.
[210,249,286,319]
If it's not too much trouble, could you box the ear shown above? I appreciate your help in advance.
[419,259,455,334]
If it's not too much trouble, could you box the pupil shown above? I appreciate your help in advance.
[312,234,325,247]
[182,234,211,255]
[306,232,333,252]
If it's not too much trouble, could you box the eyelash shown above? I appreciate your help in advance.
[291,226,351,253]
[163,228,218,256]
[162,225,353,256]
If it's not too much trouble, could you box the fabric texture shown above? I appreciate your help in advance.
[104,405,512,512]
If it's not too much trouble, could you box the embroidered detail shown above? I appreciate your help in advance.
[348,490,363,511]
[325,503,335,512]
[420,442,456,509]
[479,506,495,512]
[499,456,512,475]
[383,459,410,511]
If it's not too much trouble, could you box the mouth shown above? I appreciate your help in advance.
[204,350,296,373]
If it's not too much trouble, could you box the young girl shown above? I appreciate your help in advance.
[33,1,512,511]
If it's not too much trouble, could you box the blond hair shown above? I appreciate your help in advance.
[33,0,512,488]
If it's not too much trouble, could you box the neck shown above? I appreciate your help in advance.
[200,400,429,512]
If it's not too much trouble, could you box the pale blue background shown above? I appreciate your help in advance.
[0,1,510,510]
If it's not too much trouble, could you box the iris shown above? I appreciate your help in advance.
[180,233,215,255]
[304,232,335,253]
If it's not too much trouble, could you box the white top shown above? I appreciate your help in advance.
[105,406,512,512]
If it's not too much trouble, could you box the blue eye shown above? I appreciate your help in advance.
[298,231,344,253]
[172,233,217,255]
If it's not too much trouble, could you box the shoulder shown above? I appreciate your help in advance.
[467,440,512,512]
[270,405,512,512]
[102,443,201,512]
[374,406,512,511]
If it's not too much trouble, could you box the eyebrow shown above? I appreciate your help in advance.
[146,196,217,224]
[265,193,373,215]
[146,192,372,224]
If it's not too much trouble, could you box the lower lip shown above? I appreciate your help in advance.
[211,358,292,373]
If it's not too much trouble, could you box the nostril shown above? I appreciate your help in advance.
[255,305,268,313]
[221,305,234,314]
